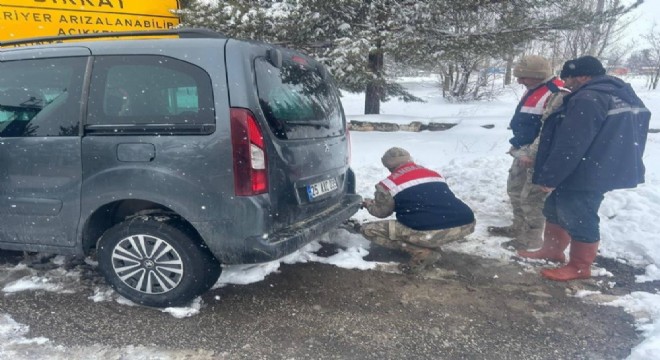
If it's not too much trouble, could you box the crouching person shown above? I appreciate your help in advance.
[360,147,475,273]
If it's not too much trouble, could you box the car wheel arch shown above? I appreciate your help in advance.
[81,199,205,255]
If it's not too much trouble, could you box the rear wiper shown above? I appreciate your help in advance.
[284,120,330,129]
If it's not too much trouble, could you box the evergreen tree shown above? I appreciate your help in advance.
[178,0,423,114]
[178,0,643,112]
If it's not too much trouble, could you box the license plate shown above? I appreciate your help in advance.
[306,178,338,200]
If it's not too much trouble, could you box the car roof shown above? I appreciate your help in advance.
[0,28,229,51]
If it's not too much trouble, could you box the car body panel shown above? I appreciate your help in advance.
[0,33,361,264]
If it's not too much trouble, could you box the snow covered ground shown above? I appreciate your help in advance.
[1,75,659,359]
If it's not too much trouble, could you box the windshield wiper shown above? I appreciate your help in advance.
[284,120,330,128]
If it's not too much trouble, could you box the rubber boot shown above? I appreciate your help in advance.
[541,241,599,281]
[517,222,570,263]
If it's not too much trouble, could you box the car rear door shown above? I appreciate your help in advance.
[0,47,89,248]
[226,41,353,230]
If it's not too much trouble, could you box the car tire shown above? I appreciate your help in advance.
[97,216,221,308]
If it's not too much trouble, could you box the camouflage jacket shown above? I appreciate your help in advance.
[364,183,395,218]
[510,87,570,160]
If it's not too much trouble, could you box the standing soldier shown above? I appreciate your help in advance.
[488,55,567,250]
[520,56,650,281]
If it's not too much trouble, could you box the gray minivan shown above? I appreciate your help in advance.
[0,29,361,307]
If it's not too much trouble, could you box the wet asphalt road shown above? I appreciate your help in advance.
[0,247,642,360]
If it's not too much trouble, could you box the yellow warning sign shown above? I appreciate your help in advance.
[0,0,180,41]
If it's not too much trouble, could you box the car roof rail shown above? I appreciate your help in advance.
[0,28,224,48]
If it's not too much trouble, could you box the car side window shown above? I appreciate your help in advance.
[87,55,214,126]
[0,57,86,137]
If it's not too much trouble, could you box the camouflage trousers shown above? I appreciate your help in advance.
[507,158,547,230]
[360,220,476,251]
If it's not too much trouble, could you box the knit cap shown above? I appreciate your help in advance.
[381,147,412,170]
[560,56,606,78]
[513,55,553,79]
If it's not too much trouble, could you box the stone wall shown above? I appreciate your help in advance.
[348,120,495,131]
[348,120,457,132]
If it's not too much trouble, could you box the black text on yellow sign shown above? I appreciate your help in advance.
[0,0,180,41]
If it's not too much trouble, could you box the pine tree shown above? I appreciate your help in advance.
[178,0,643,112]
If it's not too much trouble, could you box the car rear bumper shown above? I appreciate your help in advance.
[194,193,363,264]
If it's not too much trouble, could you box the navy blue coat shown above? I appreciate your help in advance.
[378,163,475,231]
[509,78,563,148]
[394,182,475,231]
[533,75,651,192]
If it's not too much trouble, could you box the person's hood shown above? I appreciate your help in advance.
[579,75,644,106]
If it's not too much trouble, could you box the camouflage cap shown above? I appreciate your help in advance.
[381,147,412,170]
[513,55,553,79]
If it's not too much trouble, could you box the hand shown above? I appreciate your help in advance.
[540,186,555,193]
[518,155,534,168]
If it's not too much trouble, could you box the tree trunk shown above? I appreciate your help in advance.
[364,50,384,115]
[452,69,471,99]
[652,67,660,90]
[586,0,606,56]
[504,55,513,86]
[442,67,453,98]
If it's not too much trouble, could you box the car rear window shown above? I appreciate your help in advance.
[255,54,344,140]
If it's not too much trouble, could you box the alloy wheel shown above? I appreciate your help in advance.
[110,234,184,294]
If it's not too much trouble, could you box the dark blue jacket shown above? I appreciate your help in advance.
[533,75,651,192]
[509,78,563,148]
[380,163,474,230]
[395,182,475,230]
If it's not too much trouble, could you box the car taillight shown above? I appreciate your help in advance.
[230,108,267,196]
